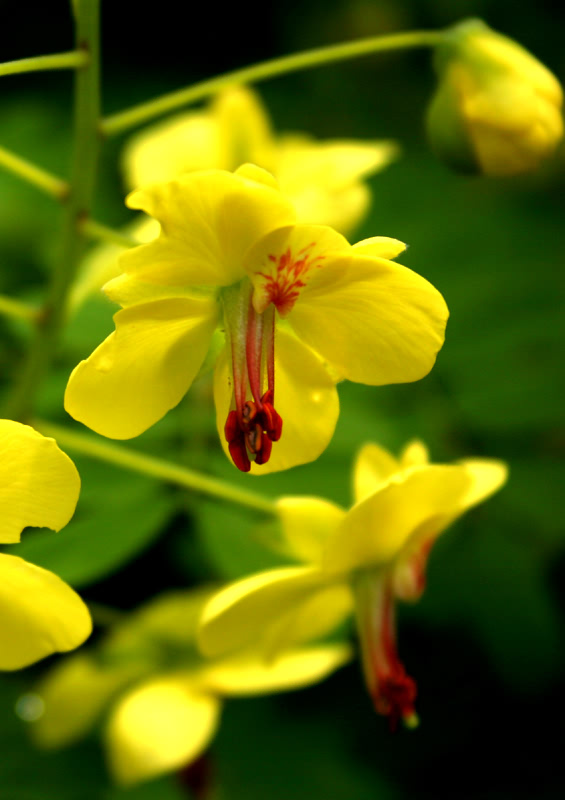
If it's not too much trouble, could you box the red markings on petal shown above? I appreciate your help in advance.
[258,243,325,316]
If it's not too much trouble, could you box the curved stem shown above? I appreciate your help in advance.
[35,420,277,516]
[0,293,38,323]
[0,144,69,199]
[102,30,443,137]
[80,217,137,248]
[0,50,88,79]
[4,0,101,421]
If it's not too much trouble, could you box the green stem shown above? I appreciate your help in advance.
[0,50,88,78]
[0,293,38,323]
[80,217,137,248]
[35,420,277,516]
[0,144,69,199]
[102,30,442,137]
[4,0,101,422]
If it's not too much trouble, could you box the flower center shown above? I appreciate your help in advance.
[354,569,419,729]
[253,240,325,316]
[222,282,282,472]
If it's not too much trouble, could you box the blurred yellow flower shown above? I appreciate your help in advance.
[198,440,507,726]
[427,19,563,176]
[30,589,350,785]
[65,166,448,474]
[0,420,91,670]
[123,86,399,235]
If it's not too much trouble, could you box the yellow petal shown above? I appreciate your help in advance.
[122,113,224,189]
[458,458,508,508]
[261,583,353,655]
[290,254,449,385]
[198,566,327,657]
[0,421,80,544]
[277,136,399,188]
[122,171,296,287]
[68,217,159,313]
[352,236,407,260]
[214,329,339,475]
[353,442,401,503]
[400,440,430,467]
[276,496,347,563]
[65,296,218,439]
[213,86,275,170]
[105,678,220,785]
[0,554,91,670]
[103,271,209,309]
[323,465,472,575]
[276,137,398,232]
[201,643,351,696]
[32,654,140,748]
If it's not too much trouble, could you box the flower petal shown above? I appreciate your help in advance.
[122,170,296,287]
[105,678,220,785]
[214,329,339,474]
[276,137,398,232]
[198,566,327,657]
[32,654,141,748]
[458,458,508,509]
[201,643,351,696]
[276,496,347,563]
[65,297,218,439]
[353,442,401,503]
[0,554,91,670]
[290,254,449,385]
[323,465,472,575]
[400,440,430,467]
[122,113,224,189]
[352,236,407,260]
[0,421,80,544]
[68,217,159,313]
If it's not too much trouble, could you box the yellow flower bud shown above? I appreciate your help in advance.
[426,19,563,176]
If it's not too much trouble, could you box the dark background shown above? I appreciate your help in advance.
[0,1,564,798]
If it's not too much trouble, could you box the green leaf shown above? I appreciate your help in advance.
[5,456,174,588]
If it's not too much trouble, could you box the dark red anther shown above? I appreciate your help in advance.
[224,410,240,443]
[245,423,263,454]
[242,401,257,425]
[254,434,272,464]
[261,400,283,441]
[228,435,251,473]
[374,670,417,731]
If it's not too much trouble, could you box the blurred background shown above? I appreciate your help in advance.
[0,0,564,798]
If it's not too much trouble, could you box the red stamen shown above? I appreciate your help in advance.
[223,288,282,472]
[354,571,419,728]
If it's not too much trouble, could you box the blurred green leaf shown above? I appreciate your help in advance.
[5,457,174,588]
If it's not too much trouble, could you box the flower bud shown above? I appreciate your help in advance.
[426,19,563,176]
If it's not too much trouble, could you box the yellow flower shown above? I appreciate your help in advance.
[122,86,399,235]
[0,420,91,669]
[30,588,350,785]
[427,19,563,176]
[64,166,448,474]
[198,440,507,726]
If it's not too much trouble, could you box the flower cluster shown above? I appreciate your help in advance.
[65,165,448,473]
[197,440,507,727]
[31,588,350,785]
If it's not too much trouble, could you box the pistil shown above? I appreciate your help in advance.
[222,283,282,472]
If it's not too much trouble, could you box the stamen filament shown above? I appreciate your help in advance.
[246,301,265,409]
